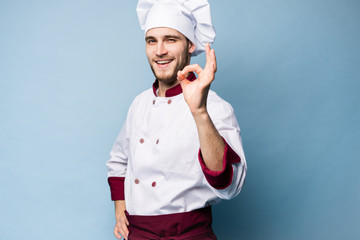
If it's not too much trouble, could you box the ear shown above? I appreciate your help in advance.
[188,41,196,54]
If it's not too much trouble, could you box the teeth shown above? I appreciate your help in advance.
[156,60,171,64]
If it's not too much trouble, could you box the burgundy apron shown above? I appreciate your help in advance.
[126,206,217,240]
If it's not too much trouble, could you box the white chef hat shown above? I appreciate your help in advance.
[136,0,216,56]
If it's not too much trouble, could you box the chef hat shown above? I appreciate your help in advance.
[137,0,216,56]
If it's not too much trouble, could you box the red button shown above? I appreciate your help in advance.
[167,99,172,104]
[152,182,156,187]
[135,179,140,184]
[153,100,156,105]
[156,139,159,144]
[140,138,144,143]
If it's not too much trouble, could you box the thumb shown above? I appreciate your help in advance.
[177,70,190,86]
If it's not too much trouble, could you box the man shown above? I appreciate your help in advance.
[106,0,247,239]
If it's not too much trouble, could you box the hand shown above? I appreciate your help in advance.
[177,43,217,115]
[113,200,129,240]
[114,216,129,240]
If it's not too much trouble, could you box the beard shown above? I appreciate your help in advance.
[149,51,190,86]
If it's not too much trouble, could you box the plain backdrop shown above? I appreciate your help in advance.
[1,0,359,239]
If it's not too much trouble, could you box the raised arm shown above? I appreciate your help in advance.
[178,44,246,197]
[177,43,224,171]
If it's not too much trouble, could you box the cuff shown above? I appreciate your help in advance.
[108,177,125,200]
[198,139,241,190]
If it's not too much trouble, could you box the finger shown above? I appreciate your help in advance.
[121,224,129,239]
[180,64,203,76]
[205,43,211,68]
[118,217,129,238]
[177,70,186,81]
[115,220,129,240]
[177,71,191,89]
[124,215,129,226]
[205,44,216,72]
[113,227,122,239]
[118,228,128,240]
[211,48,217,72]
[177,70,192,82]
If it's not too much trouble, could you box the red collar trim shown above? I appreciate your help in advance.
[152,72,196,97]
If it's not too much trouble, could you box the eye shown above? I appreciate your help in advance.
[146,39,156,44]
[167,38,177,43]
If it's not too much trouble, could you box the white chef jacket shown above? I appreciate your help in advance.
[107,79,247,216]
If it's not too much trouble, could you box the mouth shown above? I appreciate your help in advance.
[155,59,173,68]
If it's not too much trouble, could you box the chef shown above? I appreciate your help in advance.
[106,0,247,239]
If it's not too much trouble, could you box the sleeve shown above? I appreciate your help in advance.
[199,96,247,200]
[106,107,132,201]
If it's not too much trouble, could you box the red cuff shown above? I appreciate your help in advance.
[198,139,241,190]
[108,177,125,200]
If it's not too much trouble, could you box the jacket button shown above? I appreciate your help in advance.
[135,179,140,184]
[153,100,156,105]
[156,139,159,144]
[140,138,144,143]
[152,182,156,187]
[167,99,172,104]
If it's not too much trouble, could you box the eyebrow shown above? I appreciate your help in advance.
[145,36,155,41]
[164,35,181,39]
[145,35,182,41]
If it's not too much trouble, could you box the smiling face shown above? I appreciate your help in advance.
[145,27,196,86]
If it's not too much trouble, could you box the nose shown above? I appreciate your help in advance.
[156,42,167,56]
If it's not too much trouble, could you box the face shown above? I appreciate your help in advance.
[145,27,196,86]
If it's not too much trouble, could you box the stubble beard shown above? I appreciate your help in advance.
[150,51,190,86]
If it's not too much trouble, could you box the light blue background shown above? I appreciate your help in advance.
[1,0,359,239]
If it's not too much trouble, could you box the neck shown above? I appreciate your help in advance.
[158,80,178,97]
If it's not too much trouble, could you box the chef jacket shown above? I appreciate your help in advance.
[107,75,247,216]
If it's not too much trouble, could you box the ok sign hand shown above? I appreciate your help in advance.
[177,43,217,116]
